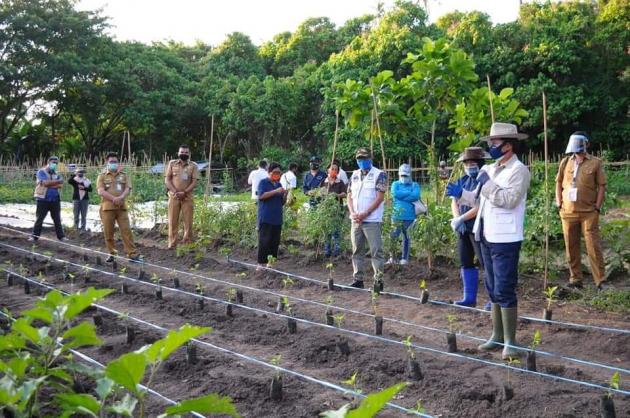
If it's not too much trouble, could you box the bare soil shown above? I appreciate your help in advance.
[0,227,628,418]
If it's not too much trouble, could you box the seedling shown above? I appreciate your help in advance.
[333,313,345,328]
[409,401,426,414]
[446,314,458,353]
[189,263,200,271]
[326,262,335,290]
[269,354,283,400]
[419,279,429,304]
[118,311,134,344]
[281,296,293,316]
[342,371,362,395]
[543,285,558,320]
[218,247,232,257]
[505,357,521,386]
[281,276,294,289]
[194,250,205,262]
[226,288,237,303]
[526,330,542,371]
[119,266,127,275]
[150,273,160,285]
[324,296,335,325]
[402,336,415,360]
[175,246,187,258]
[601,371,619,418]
[195,283,205,295]
[371,290,380,316]
[237,272,247,280]
[81,263,90,283]
[267,255,277,267]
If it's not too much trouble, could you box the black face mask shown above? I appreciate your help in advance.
[179,154,189,161]
[310,163,319,170]
[77,173,84,178]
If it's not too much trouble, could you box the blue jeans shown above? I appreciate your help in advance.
[390,220,413,261]
[324,230,340,256]
[480,238,522,308]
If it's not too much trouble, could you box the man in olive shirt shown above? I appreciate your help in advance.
[556,132,607,289]
[165,145,199,249]
[96,152,141,262]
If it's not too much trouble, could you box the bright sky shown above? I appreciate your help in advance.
[76,0,522,46]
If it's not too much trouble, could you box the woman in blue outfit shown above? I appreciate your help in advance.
[449,147,489,307]
[388,164,420,265]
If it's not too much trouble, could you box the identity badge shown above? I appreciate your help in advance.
[568,187,578,202]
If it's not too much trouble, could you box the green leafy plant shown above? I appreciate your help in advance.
[333,313,345,328]
[282,276,294,289]
[269,354,282,379]
[418,279,427,291]
[408,400,426,415]
[342,371,362,395]
[371,290,380,316]
[529,330,542,351]
[190,263,200,271]
[195,283,204,295]
[607,371,620,399]
[506,357,521,386]
[119,266,127,275]
[267,255,277,267]
[150,273,160,285]
[218,246,232,257]
[326,262,335,279]
[321,382,408,417]
[0,287,240,418]
[544,286,558,311]
[402,336,415,359]
[226,288,237,303]
[281,296,293,316]
[446,314,457,333]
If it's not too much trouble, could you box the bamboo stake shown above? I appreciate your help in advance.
[369,83,387,172]
[542,92,550,291]
[486,74,495,124]
[330,110,339,167]
[204,115,215,203]
[369,109,375,156]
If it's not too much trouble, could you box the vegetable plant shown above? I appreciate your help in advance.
[402,336,415,360]
[226,288,237,303]
[607,371,620,399]
[333,313,345,328]
[269,354,282,380]
[529,330,541,351]
[282,276,294,289]
[267,255,277,267]
[544,286,558,311]
[342,371,362,395]
[446,314,457,334]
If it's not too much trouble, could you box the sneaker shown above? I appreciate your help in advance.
[129,255,143,263]
[348,280,364,289]
[484,301,491,311]
[399,259,408,266]
[58,237,67,242]
[27,236,38,242]
[105,255,115,263]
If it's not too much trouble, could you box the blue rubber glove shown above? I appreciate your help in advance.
[476,171,490,186]
[450,215,466,234]
[446,182,463,199]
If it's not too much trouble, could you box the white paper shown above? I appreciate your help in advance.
[568,187,578,202]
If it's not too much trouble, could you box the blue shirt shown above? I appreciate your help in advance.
[36,168,61,202]
[303,170,326,205]
[257,178,284,226]
[454,174,479,231]
[391,180,421,221]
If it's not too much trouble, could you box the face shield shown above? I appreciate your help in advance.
[565,134,589,154]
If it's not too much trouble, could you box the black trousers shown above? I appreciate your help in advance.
[257,223,282,264]
[33,199,64,239]
[457,231,483,268]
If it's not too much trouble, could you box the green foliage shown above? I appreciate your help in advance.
[608,371,620,398]
[410,201,456,269]
[0,288,234,418]
[529,330,542,351]
[601,218,630,278]
[194,199,258,249]
[321,382,408,418]
[300,194,348,257]
[544,286,559,311]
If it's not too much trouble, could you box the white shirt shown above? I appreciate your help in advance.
[338,168,349,185]
[248,167,268,200]
[280,170,297,190]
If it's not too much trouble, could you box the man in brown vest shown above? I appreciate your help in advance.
[165,145,199,249]
[96,152,141,262]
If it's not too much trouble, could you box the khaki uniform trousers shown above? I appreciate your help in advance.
[100,208,137,257]
[168,195,194,248]
[560,210,605,285]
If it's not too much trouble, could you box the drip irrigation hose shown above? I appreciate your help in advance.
[0,271,430,417]
[4,267,630,398]
[2,240,628,376]
[0,310,205,418]
[226,256,630,335]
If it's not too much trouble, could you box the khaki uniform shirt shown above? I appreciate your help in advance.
[165,159,199,199]
[556,154,606,213]
[96,170,132,211]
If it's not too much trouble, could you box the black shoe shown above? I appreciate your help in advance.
[597,282,613,291]
[129,255,143,263]
[349,280,364,289]
[105,255,115,263]
[567,281,584,290]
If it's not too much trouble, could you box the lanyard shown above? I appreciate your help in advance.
[571,159,580,186]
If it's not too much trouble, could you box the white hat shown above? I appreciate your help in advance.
[481,122,528,142]
[398,163,412,176]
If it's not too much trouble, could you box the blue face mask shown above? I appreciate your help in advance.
[48,163,57,171]
[399,176,411,184]
[488,143,505,160]
[465,166,479,178]
[107,163,118,172]
[356,159,372,170]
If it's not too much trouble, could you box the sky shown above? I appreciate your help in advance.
[76,0,523,46]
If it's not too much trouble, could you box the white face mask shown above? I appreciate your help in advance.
[399,176,411,184]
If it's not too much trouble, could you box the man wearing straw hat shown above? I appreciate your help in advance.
[165,145,199,249]
[447,122,529,359]
[347,147,387,293]
[556,132,608,290]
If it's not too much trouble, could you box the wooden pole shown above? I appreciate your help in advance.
[204,115,215,203]
[369,83,387,172]
[330,109,339,167]
[369,109,375,156]
[542,91,550,291]
[127,131,131,163]
[486,75,495,124]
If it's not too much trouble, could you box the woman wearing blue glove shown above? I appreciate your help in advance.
[449,147,490,307]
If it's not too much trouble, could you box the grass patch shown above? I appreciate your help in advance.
[579,289,630,313]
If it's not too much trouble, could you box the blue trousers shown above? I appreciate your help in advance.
[390,220,413,261]
[480,238,522,308]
